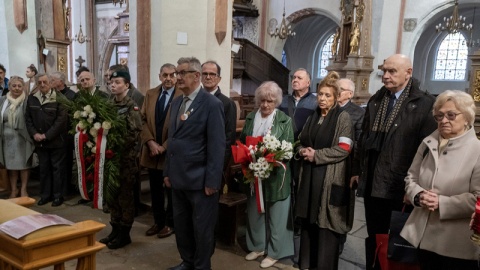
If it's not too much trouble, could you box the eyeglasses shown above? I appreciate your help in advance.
[433,111,462,122]
[174,70,197,77]
[201,72,218,78]
[161,72,177,79]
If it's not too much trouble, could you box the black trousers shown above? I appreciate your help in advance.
[364,194,404,270]
[299,223,341,270]
[172,189,219,270]
[418,249,478,270]
[37,147,66,200]
[148,168,173,227]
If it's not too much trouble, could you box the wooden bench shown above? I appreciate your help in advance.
[218,164,247,246]
[0,199,105,270]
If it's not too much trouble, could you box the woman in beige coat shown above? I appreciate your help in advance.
[401,90,480,269]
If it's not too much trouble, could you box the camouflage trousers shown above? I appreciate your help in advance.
[109,157,138,226]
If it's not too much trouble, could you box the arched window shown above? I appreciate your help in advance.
[434,32,468,80]
[317,33,334,78]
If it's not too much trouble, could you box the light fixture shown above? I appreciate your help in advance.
[436,0,473,34]
[464,7,479,47]
[73,2,90,44]
[268,0,295,39]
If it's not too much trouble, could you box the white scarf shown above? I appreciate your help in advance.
[6,91,25,126]
[253,109,276,136]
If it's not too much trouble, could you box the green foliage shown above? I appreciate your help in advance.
[58,91,127,205]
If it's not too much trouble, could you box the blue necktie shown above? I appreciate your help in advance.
[386,94,396,116]
[155,91,168,142]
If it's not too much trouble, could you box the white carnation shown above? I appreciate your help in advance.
[83,105,93,113]
[102,121,112,130]
[73,111,81,119]
[93,122,102,130]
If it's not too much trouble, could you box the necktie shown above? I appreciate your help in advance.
[155,91,168,142]
[177,96,189,126]
[386,94,396,116]
[42,94,47,103]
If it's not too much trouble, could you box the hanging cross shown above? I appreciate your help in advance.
[75,56,85,67]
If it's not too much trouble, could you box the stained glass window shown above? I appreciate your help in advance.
[434,32,468,80]
[317,34,335,78]
[282,50,287,67]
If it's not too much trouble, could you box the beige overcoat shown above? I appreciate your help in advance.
[401,128,480,260]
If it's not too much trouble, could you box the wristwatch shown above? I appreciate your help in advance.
[414,192,422,207]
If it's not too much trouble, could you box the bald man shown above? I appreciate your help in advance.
[78,71,109,99]
[352,54,436,269]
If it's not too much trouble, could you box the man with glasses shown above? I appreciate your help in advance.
[25,73,68,207]
[140,63,180,239]
[352,54,436,270]
[164,57,225,270]
[201,61,236,171]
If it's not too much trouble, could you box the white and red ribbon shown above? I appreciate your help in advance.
[338,136,353,153]
[75,128,89,201]
[254,177,265,213]
[93,128,108,209]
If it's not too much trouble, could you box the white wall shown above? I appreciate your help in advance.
[1,0,37,79]
[150,0,233,94]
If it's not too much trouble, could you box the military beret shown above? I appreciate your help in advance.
[110,71,131,82]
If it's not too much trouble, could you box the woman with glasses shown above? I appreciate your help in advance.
[401,90,480,269]
[0,76,35,198]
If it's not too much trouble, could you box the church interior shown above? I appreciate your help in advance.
[1,0,480,269]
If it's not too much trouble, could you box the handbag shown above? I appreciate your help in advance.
[376,234,420,270]
[387,205,418,263]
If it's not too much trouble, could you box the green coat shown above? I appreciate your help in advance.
[239,109,293,202]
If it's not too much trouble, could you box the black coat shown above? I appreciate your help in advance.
[355,84,436,200]
[25,90,68,149]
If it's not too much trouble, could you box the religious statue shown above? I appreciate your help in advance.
[349,24,360,55]
[331,27,340,56]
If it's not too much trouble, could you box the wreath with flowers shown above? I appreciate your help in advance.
[231,131,293,213]
[59,91,126,209]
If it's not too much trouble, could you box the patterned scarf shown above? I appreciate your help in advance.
[372,79,412,133]
[6,91,25,127]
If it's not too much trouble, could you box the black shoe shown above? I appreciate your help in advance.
[37,197,52,206]
[99,222,120,244]
[51,197,64,207]
[78,198,91,204]
[107,225,132,249]
[167,262,194,270]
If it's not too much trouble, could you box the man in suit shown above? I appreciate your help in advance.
[351,54,437,269]
[78,71,109,99]
[338,78,364,144]
[141,63,180,238]
[201,61,236,171]
[164,57,225,270]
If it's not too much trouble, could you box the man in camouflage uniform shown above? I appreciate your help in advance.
[99,70,142,249]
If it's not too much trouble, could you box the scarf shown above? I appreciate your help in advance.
[364,79,413,152]
[296,105,342,224]
[6,91,25,127]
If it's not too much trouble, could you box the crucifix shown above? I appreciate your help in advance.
[75,56,85,67]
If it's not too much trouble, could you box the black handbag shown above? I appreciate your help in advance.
[387,206,418,263]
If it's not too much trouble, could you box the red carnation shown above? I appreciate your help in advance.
[105,149,115,159]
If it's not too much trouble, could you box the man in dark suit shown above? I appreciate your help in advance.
[140,63,180,238]
[338,78,365,143]
[164,57,225,270]
[201,61,236,171]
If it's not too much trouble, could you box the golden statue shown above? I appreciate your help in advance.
[331,27,340,56]
[349,24,360,55]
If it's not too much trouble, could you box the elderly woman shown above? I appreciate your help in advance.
[295,71,354,270]
[401,90,480,269]
[239,81,294,269]
[0,76,34,198]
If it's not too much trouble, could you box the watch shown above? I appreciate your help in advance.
[414,192,422,207]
